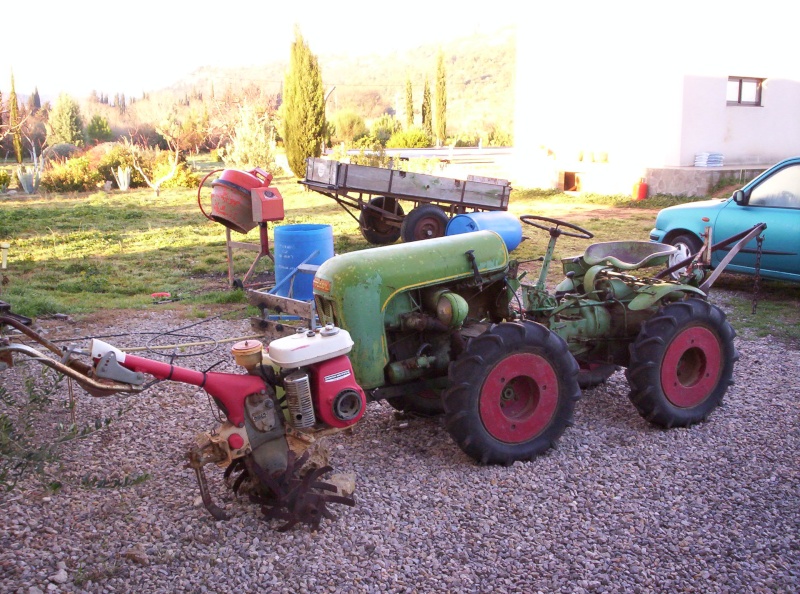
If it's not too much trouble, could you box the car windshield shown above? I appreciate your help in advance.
[748,164,800,208]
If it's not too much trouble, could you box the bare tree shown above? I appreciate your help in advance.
[124,132,180,198]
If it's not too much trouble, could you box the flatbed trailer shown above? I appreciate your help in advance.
[300,158,512,244]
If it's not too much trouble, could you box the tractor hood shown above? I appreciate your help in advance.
[313,230,508,308]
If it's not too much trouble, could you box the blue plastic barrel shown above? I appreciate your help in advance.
[273,224,334,300]
[445,212,523,251]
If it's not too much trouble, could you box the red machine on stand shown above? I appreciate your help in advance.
[198,168,285,288]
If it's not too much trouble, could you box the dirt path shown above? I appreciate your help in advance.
[509,202,661,222]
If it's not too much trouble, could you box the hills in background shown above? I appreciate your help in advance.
[168,26,516,138]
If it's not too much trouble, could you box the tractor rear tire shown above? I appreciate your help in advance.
[400,204,448,242]
[359,197,403,245]
[626,298,737,428]
[443,321,581,465]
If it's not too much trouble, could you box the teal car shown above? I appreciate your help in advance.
[650,156,800,283]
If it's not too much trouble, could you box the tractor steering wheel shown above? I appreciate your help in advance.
[520,215,594,240]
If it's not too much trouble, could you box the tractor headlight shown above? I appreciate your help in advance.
[435,291,469,328]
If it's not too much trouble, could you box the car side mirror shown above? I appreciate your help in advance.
[732,189,747,205]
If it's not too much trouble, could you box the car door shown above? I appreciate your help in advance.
[712,162,800,279]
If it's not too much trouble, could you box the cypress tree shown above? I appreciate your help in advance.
[283,27,325,178]
[421,78,432,139]
[27,86,41,113]
[9,74,23,163]
[435,52,447,146]
[405,78,413,128]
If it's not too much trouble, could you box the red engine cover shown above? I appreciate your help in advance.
[309,355,366,428]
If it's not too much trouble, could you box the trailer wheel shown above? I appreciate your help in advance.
[577,362,617,389]
[400,204,448,242]
[443,321,580,465]
[626,298,737,428]
[359,197,403,244]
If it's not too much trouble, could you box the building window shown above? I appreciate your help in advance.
[727,76,763,106]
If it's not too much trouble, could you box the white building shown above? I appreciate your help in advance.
[512,1,800,196]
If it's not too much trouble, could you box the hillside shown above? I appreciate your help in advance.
[169,26,516,138]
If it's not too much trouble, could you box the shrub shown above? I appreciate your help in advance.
[386,127,432,149]
[331,110,368,144]
[370,114,402,147]
[349,141,391,168]
[0,169,10,191]
[96,143,147,188]
[41,156,103,193]
[153,151,200,189]
[487,126,513,147]
[452,133,480,148]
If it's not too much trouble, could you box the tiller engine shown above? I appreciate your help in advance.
[0,316,363,531]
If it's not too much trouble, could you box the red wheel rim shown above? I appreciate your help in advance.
[661,326,722,407]
[479,353,558,443]
[412,216,446,240]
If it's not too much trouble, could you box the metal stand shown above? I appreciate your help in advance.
[225,223,274,288]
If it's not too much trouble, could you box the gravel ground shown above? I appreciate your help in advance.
[0,304,798,594]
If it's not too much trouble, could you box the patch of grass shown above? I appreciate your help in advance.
[708,275,800,345]
[511,187,711,210]
[0,166,794,340]
[191,289,249,305]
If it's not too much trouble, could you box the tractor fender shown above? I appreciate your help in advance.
[628,284,707,311]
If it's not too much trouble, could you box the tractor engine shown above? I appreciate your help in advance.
[265,324,366,430]
[308,230,511,406]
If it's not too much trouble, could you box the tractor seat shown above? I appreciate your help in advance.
[582,241,677,270]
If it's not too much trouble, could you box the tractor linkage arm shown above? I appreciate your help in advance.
[654,222,767,292]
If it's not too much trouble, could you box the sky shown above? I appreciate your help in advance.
[4,0,796,103]
[2,0,519,101]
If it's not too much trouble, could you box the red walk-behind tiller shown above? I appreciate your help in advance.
[198,168,285,289]
[0,315,362,531]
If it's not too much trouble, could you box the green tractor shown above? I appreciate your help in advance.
[249,215,766,465]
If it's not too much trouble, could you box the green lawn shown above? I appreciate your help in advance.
[0,169,796,344]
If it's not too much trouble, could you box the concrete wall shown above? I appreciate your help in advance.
[511,2,800,195]
[680,76,800,167]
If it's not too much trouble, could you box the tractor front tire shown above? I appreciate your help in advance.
[443,321,581,465]
[626,298,737,428]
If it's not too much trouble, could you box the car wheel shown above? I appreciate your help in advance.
[667,233,703,279]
